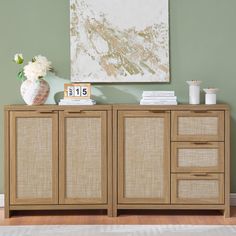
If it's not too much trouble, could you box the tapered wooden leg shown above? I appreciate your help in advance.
[107,207,113,217]
[113,208,118,217]
[224,206,230,218]
[4,208,10,218]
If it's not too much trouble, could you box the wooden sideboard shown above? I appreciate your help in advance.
[112,104,230,218]
[4,105,113,218]
[4,104,230,218]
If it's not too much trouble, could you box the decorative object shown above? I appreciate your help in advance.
[70,0,170,83]
[140,91,177,105]
[204,88,219,105]
[20,79,50,105]
[59,83,95,105]
[13,54,53,105]
[186,80,202,105]
[64,83,91,99]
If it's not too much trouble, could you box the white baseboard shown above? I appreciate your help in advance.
[230,193,236,206]
[0,194,4,208]
[0,193,236,208]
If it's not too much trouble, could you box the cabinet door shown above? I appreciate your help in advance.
[59,110,107,204]
[118,111,170,204]
[10,111,58,205]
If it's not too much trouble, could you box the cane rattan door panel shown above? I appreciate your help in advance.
[118,111,170,204]
[10,111,58,205]
[171,174,224,204]
[59,111,107,204]
[171,111,224,141]
[171,142,224,173]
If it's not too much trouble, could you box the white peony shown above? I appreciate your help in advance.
[34,55,52,71]
[23,55,52,81]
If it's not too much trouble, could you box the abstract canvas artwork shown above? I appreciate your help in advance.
[70,0,170,83]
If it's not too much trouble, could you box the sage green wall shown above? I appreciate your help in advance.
[0,0,236,194]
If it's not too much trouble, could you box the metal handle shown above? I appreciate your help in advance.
[193,142,210,145]
[149,110,170,113]
[191,173,208,177]
[37,110,55,114]
[192,110,209,113]
[65,110,82,114]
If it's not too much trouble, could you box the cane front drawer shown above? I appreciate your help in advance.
[171,142,224,173]
[171,111,224,141]
[171,173,224,204]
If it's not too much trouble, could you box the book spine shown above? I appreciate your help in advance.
[142,91,175,97]
[140,101,178,105]
[142,96,177,100]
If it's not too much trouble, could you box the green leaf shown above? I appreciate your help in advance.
[17,70,25,81]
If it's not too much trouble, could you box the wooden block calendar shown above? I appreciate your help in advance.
[64,83,91,100]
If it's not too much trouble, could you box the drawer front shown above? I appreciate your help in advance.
[171,111,224,141]
[171,174,224,204]
[171,142,224,173]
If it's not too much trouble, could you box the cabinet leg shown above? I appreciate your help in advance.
[107,207,113,217]
[4,208,10,218]
[224,206,230,218]
[112,208,118,217]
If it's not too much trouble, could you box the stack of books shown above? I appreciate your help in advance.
[59,99,96,105]
[140,91,178,105]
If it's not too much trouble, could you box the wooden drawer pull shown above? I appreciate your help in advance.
[191,173,208,177]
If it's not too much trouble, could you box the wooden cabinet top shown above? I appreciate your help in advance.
[4,104,230,111]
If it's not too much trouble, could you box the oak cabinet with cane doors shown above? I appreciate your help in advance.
[113,105,230,218]
[5,104,230,218]
[4,105,112,218]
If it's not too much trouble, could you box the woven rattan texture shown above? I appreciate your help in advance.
[178,180,219,199]
[178,117,218,135]
[178,149,218,167]
[124,117,165,198]
[16,118,52,199]
[66,117,102,199]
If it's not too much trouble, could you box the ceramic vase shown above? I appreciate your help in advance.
[203,88,219,105]
[20,79,50,105]
[186,80,202,104]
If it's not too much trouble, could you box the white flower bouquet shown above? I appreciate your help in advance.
[14,53,53,81]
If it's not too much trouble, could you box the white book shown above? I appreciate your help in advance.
[142,91,175,97]
[59,99,96,105]
[140,100,178,105]
[142,96,177,100]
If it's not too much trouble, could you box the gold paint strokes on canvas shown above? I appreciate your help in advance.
[70,0,169,82]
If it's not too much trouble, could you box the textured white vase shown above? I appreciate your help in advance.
[20,79,50,105]
[186,81,202,105]
[203,88,219,105]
